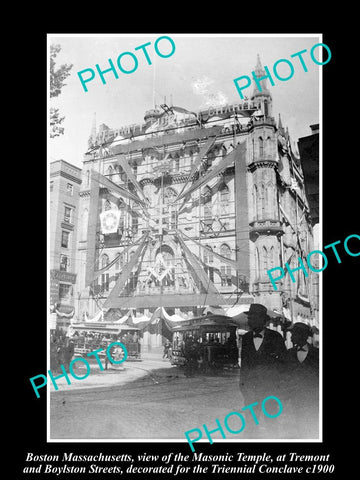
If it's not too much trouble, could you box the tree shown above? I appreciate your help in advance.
[50,44,73,138]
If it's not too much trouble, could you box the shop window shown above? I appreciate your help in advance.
[59,283,72,300]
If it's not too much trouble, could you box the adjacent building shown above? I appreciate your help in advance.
[49,159,82,329]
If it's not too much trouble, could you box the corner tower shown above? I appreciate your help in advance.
[247,55,283,310]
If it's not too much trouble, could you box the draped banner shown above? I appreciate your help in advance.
[55,307,75,318]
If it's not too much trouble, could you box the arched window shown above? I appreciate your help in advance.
[104,199,111,211]
[219,183,230,213]
[115,252,124,270]
[101,254,109,269]
[260,183,266,219]
[266,136,272,156]
[100,254,110,292]
[203,245,214,283]
[255,247,260,279]
[107,165,113,175]
[220,244,232,286]
[253,185,258,221]
[265,182,273,218]
[262,246,268,274]
[174,154,180,172]
[163,187,178,230]
[259,137,264,158]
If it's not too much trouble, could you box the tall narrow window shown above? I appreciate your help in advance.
[266,136,272,157]
[203,245,214,283]
[253,185,258,221]
[259,137,264,158]
[60,254,69,272]
[101,273,110,292]
[64,206,72,224]
[261,184,266,219]
[132,214,139,234]
[220,244,232,286]
[262,246,268,274]
[101,254,109,269]
[115,252,124,270]
[163,187,178,230]
[61,230,70,248]
[266,183,274,218]
[218,183,230,216]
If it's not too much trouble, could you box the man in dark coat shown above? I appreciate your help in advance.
[284,322,319,438]
[239,303,287,437]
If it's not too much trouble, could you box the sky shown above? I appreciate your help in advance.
[48,34,321,169]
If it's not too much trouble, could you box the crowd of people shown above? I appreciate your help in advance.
[169,303,319,439]
[239,303,319,439]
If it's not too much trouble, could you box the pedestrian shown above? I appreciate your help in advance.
[63,339,75,370]
[239,303,287,437]
[163,340,171,359]
[283,322,319,438]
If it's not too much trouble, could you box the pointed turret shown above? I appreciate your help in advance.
[278,113,285,136]
[251,54,272,117]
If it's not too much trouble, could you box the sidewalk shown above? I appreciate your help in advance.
[49,353,176,394]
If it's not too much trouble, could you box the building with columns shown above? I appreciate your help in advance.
[73,56,319,349]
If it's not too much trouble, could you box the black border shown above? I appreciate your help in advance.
[16,26,356,478]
